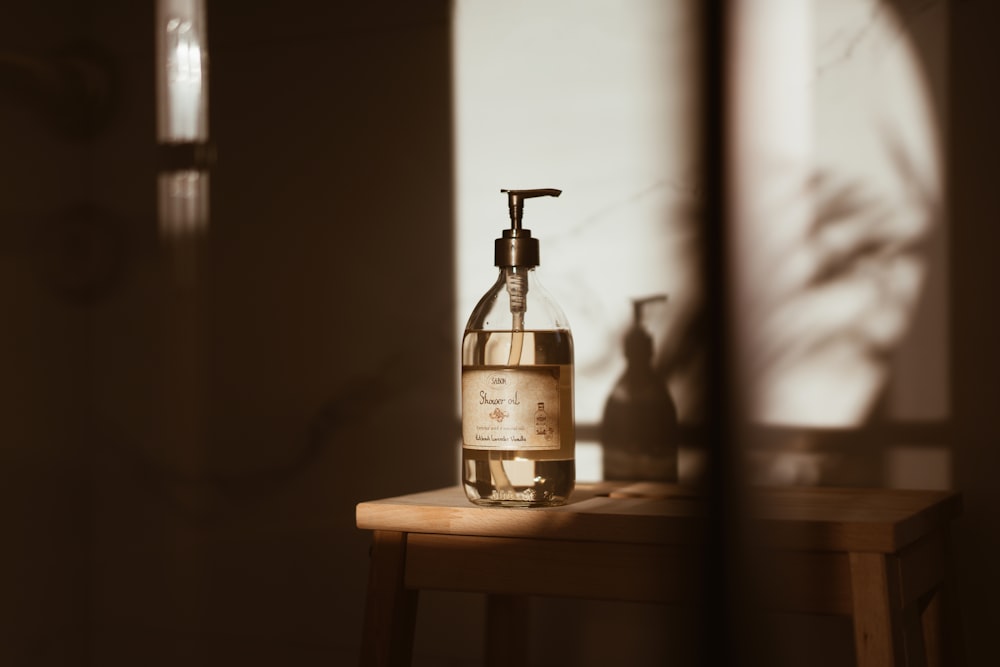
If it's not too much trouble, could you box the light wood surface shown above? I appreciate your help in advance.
[356,482,961,553]
[357,482,963,667]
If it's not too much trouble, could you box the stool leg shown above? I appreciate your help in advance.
[485,594,530,667]
[361,531,418,667]
[850,552,906,667]
[934,527,966,667]
[921,589,942,667]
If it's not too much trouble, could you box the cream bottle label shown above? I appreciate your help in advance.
[462,367,560,451]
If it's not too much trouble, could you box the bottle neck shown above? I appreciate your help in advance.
[498,265,535,277]
[500,266,533,323]
[464,263,569,333]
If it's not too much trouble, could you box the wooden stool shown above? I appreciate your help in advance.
[356,482,962,666]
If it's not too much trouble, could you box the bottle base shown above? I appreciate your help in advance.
[462,456,574,508]
[463,488,571,508]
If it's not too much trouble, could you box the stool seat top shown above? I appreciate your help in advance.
[356,481,961,553]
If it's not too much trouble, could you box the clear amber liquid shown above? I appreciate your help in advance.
[462,330,575,506]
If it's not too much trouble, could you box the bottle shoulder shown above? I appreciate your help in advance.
[461,329,574,366]
[465,268,571,331]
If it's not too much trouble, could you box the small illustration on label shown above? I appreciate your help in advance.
[490,407,509,423]
[534,402,548,437]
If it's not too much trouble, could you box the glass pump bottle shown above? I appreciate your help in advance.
[461,188,575,507]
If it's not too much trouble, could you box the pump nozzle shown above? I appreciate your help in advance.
[495,188,561,269]
[501,188,562,230]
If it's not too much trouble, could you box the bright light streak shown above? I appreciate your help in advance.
[157,0,208,143]
[156,0,209,240]
[730,0,945,428]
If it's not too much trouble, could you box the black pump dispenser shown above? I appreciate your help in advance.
[601,295,679,482]
[495,188,561,268]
